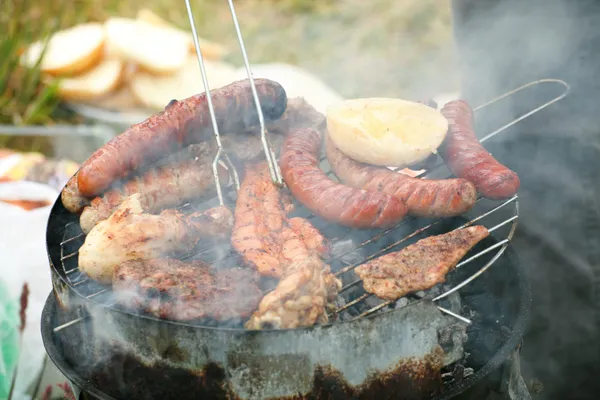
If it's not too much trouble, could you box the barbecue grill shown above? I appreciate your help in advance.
[41,2,570,399]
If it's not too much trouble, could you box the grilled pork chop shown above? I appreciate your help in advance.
[113,259,262,322]
[232,162,341,329]
[79,194,233,284]
[355,226,489,300]
[231,163,329,278]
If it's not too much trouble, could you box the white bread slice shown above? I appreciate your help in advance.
[130,55,237,110]
[104,17,189,75]
[21,23,105,76]
[136,9,228,60]
[54,58,124,101]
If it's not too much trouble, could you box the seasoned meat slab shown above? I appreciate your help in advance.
[79,194,233,284]
[113,258,262,322]
[355,226,489,300]
[232,162,341,329]
[231,162,329,278]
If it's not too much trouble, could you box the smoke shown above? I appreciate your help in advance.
[449,0,600,399]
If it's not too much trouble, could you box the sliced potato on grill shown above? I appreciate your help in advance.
[326,98,449,168]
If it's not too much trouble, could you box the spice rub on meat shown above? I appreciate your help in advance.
[231,162,329,278]
[232,162,341,329]
[79,193,233,284]
[355,226,489,300]
[113,258,262,322]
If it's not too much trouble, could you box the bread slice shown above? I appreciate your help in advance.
[53,58,124,101]
[104,17,189,75]
[327,98,449,167]
[130,55,237,110]
[21,23,105,76]
[136,9,228,60]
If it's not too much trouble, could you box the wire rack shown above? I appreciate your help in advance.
[51,0,570,332]
[53,78,568,334]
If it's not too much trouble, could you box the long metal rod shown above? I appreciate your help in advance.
[225,0,283,186]
[184,0,240,204]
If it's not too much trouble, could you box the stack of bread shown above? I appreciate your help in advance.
[20,9,233,112]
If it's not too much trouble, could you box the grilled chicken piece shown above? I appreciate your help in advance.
[355,226,489,300]
[245,258,341,330]
[79,194,233,284]
[232,162,341,329]
[231,163,329,278]
[113,259,262,322]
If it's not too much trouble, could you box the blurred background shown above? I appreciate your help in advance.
[0,1,458,399]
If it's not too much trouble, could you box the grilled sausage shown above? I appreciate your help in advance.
[61,177,90,214]
[74,78,287,197]
[280,127,407,229]
[78,144,228,234]
[325,137,477,218]
[440,100,520,200]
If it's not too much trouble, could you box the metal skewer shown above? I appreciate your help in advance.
[184,0,240,205]
[226,0,283,186]
[185,0,282,190]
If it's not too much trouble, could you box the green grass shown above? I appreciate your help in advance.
[0,0,456,154]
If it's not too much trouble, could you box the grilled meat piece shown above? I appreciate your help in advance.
[113,259,262,322]
[231,163,329,278]
[245,258,341,330]
[73,78,287,197]
[79,194,233,284]
[232,162,341,329]
[280,126,408,229]
[440,100,520,200]
[325,136,477,218]
[355,226,489,300]
[79,143,227,233]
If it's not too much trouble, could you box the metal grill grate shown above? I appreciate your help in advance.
[53,79,567,333]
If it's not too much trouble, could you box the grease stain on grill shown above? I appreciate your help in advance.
[305,352,444,400]
[87,348,443,400]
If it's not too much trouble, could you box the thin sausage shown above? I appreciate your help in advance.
[280,127,407,229]
[61,175,90,214]
[76,78,287,197]
[78,144,228,234]
[325,136,477,218]
[440,100,520,200]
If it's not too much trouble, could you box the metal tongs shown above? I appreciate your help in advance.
[184,0,283,206]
